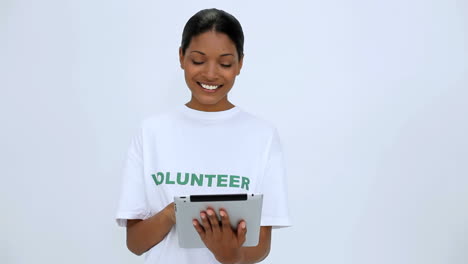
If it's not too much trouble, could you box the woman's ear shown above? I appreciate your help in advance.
[179,47,184,69]
[237,54,244,75]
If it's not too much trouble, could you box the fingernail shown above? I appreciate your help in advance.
[207,210,213,216]
[201,213,206,219]
[220,211,226,217]
[241,222,246,229]
[193,220,197,226]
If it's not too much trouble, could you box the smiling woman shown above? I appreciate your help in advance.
[179,9,244,112]
[116,8,291,264]
[179,31,242,111]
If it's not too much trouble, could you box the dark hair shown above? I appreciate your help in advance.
[181,8,244,60]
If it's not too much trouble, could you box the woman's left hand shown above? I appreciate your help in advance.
[193,208,246,264]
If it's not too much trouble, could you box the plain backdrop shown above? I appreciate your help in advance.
[1,0,467,263]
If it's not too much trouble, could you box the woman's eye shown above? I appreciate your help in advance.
[192,60,203,65]
[221,64,232,68]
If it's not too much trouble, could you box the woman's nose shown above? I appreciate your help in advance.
[202,62,218,80]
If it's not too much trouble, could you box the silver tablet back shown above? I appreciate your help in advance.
[174,193,263,248]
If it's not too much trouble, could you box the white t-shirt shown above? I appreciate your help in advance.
[116,104,291,264]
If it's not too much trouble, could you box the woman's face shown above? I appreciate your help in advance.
[179,30,243,111]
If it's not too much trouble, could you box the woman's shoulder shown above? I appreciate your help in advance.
[129,108,179,135]
[236,107,279,136]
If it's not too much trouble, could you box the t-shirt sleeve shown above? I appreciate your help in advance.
[115,126,152,227]
[258,128,292,228]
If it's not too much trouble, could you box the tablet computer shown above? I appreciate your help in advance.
[174,193,263,248]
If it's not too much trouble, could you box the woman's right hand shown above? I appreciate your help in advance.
[126,202,177,255]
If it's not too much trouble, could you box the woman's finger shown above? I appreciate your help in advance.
[200,212,212,236]
[236,220,247,246]
[192,219,205,240]
[220,209,232,233]
[206,208,221,234]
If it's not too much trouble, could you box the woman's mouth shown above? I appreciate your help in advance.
[197,82,223,93]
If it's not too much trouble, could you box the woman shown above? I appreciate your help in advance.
[116,8,291,264]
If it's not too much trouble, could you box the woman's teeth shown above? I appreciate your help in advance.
[200,83,220,90]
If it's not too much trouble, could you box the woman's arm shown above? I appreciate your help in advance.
[126,202,176,255]
[236,226,272,264]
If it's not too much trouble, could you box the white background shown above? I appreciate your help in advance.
[1,0,467,263]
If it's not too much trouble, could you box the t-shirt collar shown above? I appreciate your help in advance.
[179,104,241,120]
